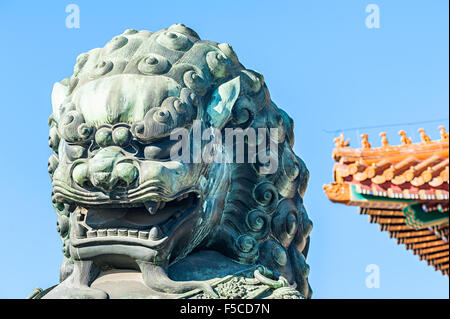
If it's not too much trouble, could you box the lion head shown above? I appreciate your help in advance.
[47,25,312,298]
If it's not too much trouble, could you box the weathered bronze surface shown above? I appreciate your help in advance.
[40,25,312,299]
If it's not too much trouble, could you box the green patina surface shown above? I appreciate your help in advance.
[350,185,448,229]
[42,24,313,299]
[403,203,449,229]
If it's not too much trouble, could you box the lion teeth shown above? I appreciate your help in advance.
[77,227,166,241]
[128,230,138,237]
[118,229,128,236]
[149,226,162,240]
[107,229,118,236]
[74,221,87,238]
[87,230,97,238]
[139,231,149,239]
[97,229,107,237]
[144,201,161,215]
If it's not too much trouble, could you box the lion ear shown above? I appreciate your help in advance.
[206,76,241,129]
[51,82,69,122]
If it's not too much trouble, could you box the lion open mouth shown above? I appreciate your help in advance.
[70,191,201,248]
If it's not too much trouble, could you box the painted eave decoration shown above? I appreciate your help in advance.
[324,127,449,275]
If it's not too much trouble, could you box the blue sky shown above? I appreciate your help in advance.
[0,0,448,298]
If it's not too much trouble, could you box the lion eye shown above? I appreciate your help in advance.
[143,139,179,160]
[65,143,87,161]
[144,145,170,160]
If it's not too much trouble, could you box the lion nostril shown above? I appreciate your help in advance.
[92,172,111,183]
[115,162,138,187]
[72,163,89,187]
[87,158,117,191]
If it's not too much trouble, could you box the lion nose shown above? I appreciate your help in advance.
[72,147,138,191]
[89,156,115,188]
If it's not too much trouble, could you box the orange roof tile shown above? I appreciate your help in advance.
[325,126,449,204]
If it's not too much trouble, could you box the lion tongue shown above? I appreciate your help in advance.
[144,201,161,215]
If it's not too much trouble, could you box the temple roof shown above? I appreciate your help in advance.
[324,126,449,275]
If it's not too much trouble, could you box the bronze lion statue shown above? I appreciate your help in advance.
[38,24,312,299]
